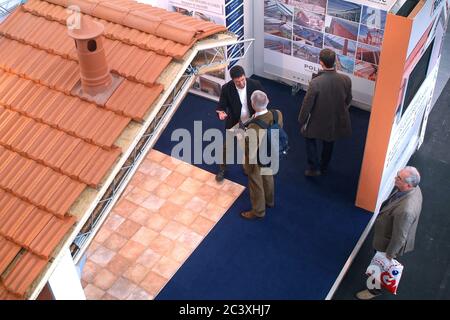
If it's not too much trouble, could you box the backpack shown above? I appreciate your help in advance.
[249,109,289,167]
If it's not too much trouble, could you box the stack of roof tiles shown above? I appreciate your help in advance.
[0,0,226,299]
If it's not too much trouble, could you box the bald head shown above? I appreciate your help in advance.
[250,90,269,112]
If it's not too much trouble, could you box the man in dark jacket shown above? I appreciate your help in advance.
[215,65,264,182]
[298,49,352,176]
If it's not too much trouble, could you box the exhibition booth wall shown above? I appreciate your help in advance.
[356,0,449,212]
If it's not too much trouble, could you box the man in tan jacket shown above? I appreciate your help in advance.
[357,166,423,299]
[241,91,283,220]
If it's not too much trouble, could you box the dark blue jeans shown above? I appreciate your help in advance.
[305,138,334,171]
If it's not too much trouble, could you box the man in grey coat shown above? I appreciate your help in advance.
[356,166,423,300]
[298,48,352,176]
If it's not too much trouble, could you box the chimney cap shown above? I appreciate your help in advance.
[68,15,105,40]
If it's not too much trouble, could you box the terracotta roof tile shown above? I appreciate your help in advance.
[0,0,227,299]
[0,72,130,149]
[2,252,48,297]
[12,208,53,249]
[0,236,21,274]
[28,215,76,259]
[0,200,34,240]
[0,146,86,216]
[106,80,163,121]
[0,282,21,300]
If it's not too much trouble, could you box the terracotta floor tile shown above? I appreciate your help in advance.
[140,193,166,211]
[177,230,203,250]
[221,181,245,197]
[169,242,191,263]
[131,226,158,246]
[196,184,220,203]
[148,234,174,256]
[129,171,146,187]
[112,199,139,218]
[190,167,213,182]
[145,213,169,232]
[200,203,228,222]
[210,193,236,209]
[158,201,183,220]
[174,208,198,226]
[123,264,150,284]
[174,162,194,176]
[103,213,125,231]
[140,271,168,297]
[164,171,187,188]
[136,248,162,269]
[184,196,208,213]
[106,254,132,276]
[86,241,100,258]
[139,176,161,193]
[179,177,203,195]
[93,269,118,291]
[103,232,128,252]
[118,240,146,262]
[128,207,152,226]
[93,227,113,244]
[160,220,189,241]
[81,260,101,284]
[101,293,119,300]
[167,190,192,207]
[126,287,153,300]
[139,161,171,181]
[204,175,225,190]
[84,284,105,300]
[89,246,116,267]
[189,216,215,236]
[107,277,137,300]
[122,186,135,199]
[160,156,182,171]
[115,219,141,239]
[125,187,152,206]
[152,256,180,279]
[147,150,166,163]
[154,183,176,199]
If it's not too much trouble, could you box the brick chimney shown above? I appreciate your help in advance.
[68,15,112,96]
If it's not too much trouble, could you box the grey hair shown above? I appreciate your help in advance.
[403,166,420,187]
[251,90,269,110]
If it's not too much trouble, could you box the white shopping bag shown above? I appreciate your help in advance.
[366,251,404,294]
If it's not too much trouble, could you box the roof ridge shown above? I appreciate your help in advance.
[42,0,198,45]
[21,2,190,59]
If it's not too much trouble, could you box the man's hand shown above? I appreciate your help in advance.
[216,110,228,121]
[386,254,394,261]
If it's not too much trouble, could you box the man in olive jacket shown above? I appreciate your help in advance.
[298,48,352,176]
[357,166,423,300]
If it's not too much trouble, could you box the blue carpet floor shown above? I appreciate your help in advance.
[154,76,372,299]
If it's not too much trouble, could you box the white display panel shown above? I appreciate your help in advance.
[262,0,390,106]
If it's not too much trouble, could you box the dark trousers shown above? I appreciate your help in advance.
[305,138,334,171]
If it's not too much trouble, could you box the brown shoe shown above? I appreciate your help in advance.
[240,211,264,220]
[304,169,321,177]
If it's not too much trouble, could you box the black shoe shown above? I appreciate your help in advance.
[215,170,225,182]
[304,169,321,177]
[266,203,274,208]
